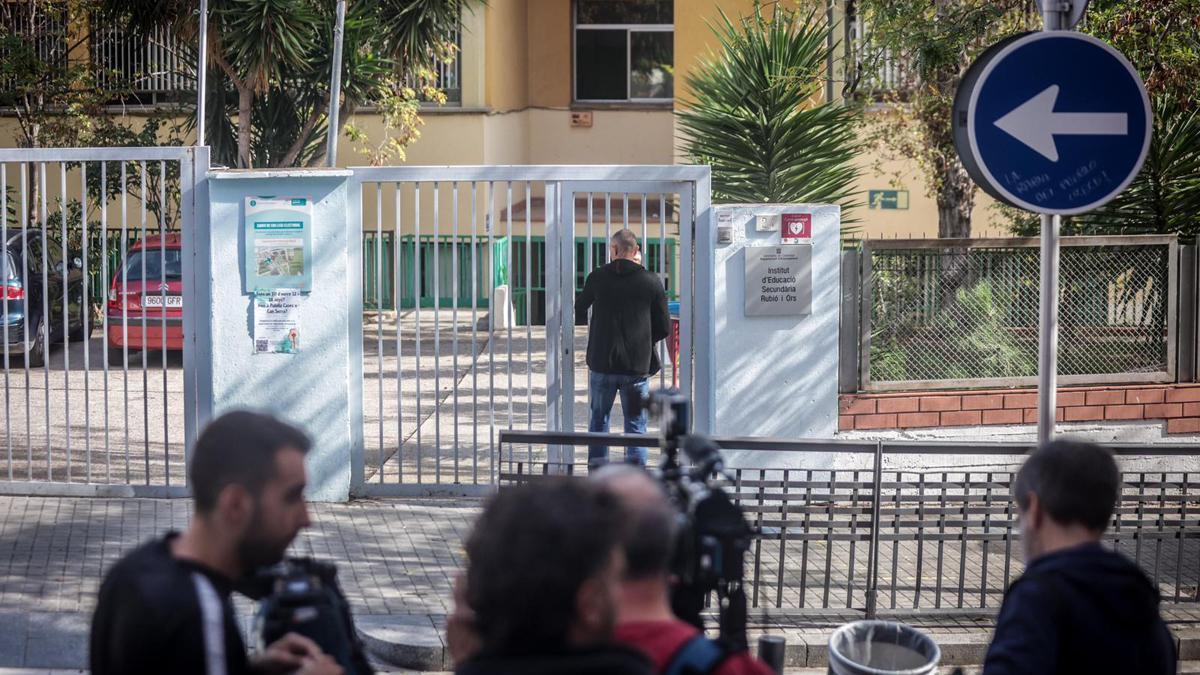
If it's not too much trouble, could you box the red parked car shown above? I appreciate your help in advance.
[107,234,183,366]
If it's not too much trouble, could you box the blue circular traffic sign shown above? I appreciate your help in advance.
[954,31,1151,215]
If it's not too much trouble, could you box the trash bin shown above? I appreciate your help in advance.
[667,301,680,388]
[827,621,940,675]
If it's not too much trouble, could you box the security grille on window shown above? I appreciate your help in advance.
[575,0,673,102]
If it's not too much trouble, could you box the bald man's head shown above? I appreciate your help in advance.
[592,465,678,580]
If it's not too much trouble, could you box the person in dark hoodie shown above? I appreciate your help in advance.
[449,478,654,675]
[575,228,670,469]
[983,439,1175,675]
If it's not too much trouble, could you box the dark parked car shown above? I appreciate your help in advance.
[2,230,91,368]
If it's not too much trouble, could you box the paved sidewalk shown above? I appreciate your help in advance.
[2,495,1199,671]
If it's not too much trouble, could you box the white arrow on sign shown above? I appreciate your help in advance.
[993,85,1128,162]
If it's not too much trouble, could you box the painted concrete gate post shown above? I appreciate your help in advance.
[197,169,359,501]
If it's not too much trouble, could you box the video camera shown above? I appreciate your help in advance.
[242,557,374,675]
[641,389,753,653]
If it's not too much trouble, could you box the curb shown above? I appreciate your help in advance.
[356,615,1200,672]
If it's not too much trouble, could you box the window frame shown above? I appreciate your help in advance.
[573,2,674,105]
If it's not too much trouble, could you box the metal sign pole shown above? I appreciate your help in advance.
[326,0,348,167]
[1036,1,1065,444]
[1037,214,1060,443]
[196,0,208,147]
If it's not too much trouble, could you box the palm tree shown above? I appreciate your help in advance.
[100,0,472,168]
[677,4,863,219]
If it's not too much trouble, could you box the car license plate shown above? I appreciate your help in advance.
[142,295,182,308]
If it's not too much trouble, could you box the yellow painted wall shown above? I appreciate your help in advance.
[482,112,531,164]
[851,142,1009,238]
[527,0,572,108]
[673,0,759,106]
[485,0,530,112]
[527,109,673,164]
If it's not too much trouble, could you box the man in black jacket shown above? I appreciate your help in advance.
[575,228,670,468]
[90,411,343,675]
[983,439,1175,675]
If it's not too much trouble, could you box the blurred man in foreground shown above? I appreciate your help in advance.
[594,465,773,675]
[448,478,653,675]
[90,411,342,675]
[983,439,1174,675]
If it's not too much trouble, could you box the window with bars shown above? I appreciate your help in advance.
[574,0,673,103]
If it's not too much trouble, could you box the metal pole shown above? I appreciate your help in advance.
[1037,2,1066,444]
[326,0,347,167]
[1037,215,1061,444]
[196,0,208,147]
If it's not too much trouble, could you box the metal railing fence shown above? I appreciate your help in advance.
[498,430,1200,619]
[860,236,1178,391]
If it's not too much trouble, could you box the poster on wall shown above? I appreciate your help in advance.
[244,197,313,292]
[253,289,302,354]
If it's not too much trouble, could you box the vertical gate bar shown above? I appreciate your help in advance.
[1,163,8,481]
[59,164,71,481]
[553,184,573,445]
[1155,473,1166,586]
[39,164,50,480]
[395,184,404,484]
[1136,472,1146,566]
[915,474,926,608]
[891,472,901,609]
[957,475,967,608]
[605,193,612,263]
[506,183,514,436]
[376,183,384,483]
[1004,482,1013,590]
[847,472,860,609]
[140,162,149,483]
[936,472,947,608]
[433,182,442,483]
[640,194,647,259]
[158,162,167,483]
[800,471,810,607]
[866,442,883,618]
[19,163,30,480]
[99,163,109,481]
[414,183,423,483]
[452,182,460,483]
[470,182,478,484]
[751,474,763,608]
[983,472,994,607]
[658,194,666,389]
[119,162,129,482]
[822,471,834,607]
[623,194,628,236]
[776,468,788,608]
[1175,473,1185,602]
[525,183,532,433]
[486,182,495,477]
[678,186,694,403]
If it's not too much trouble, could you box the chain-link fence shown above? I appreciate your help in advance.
[861,236,1177,390]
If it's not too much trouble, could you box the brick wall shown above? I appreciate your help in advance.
[839,384,1200,435]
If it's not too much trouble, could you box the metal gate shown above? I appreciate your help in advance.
[350,166,712,495]
[0,147,208,497]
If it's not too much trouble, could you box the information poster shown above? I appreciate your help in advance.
[253,289,302,354]
[244,197,313,292]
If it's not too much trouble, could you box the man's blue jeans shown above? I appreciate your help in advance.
[587,371,650,468]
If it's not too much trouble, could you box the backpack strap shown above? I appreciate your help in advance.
[664,634,728,675]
